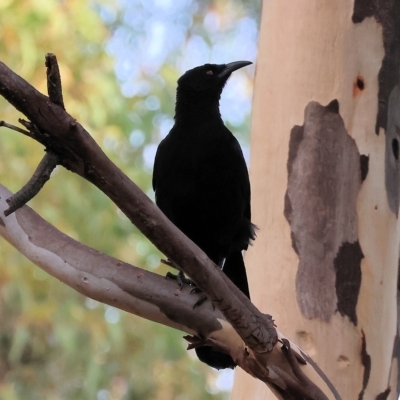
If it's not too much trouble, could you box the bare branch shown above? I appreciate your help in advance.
[0,120,35,139]
[0,183,227,339]
[4,151,59,216]
[2,55,65,215]
[45,53,65,108]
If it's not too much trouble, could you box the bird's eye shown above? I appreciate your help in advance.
[206,70,213,76]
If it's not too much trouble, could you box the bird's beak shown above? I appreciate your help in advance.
[218,61,252,78]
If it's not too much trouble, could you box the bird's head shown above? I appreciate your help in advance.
[176,61,252,100]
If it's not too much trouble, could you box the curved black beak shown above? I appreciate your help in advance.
[218,61,252,78]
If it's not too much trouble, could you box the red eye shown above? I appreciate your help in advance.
[206,70,213,75]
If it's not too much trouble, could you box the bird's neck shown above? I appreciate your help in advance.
[174,93,222,124]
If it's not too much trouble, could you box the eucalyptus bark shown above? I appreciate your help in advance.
[233,1,400,399]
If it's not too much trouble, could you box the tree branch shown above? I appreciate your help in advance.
[0,183,338,399]
[4,150,59,216]
[0,183,228,338]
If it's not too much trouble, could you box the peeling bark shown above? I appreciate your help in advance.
[385,85,400,215]
[284,100,362,322]
[334,241,363,325]
[376,388,391,400]
[394,295,400,392]
[0,184,220,336]
[360,155,369,182]
[358,331,371,399]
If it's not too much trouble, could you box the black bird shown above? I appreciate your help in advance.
[152,61,256,369]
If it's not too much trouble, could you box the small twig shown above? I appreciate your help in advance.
[0,119,49,145]
[18,119,48,140]
[160,258,176,269]
[280,339,329,400]
[3,55,65,217]
[4,151,60,216]
[0,120,35,139]
[45,53,65,108]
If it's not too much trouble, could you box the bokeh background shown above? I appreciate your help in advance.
[0,1,261,399]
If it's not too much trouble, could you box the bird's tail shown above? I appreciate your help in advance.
[222,250,250,299]
[194,251,250,369]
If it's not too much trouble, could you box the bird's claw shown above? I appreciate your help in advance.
[190,287,201,295]
[193,293,208,309]
[166,271,192,289]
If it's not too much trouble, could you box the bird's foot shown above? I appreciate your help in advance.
[166,271,192,289]
[192,293,208,309]
[162,259,192,288]
[190,288,215,309]
[162,257,211,307]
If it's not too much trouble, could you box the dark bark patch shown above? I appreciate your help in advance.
[290,229,299,256]
[385,86,400,215]
[353,75,366,97]
[398,259,400,291]
[358,330,371,400]
[352,0,375,22]
[285,101,362,321]
[334,241,364,325]
[284,194,299,255]
[375,388,391,400]
[360,154,369,182]
[352,0,400,134]
[287,125,304,177]
[392,138,399,160]
[326,99,340,113]
[357,77,365,91]
[394,296,400,392]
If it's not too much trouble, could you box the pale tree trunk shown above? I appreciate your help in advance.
[233,1,400,399]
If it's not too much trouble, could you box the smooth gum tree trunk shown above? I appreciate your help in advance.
[233,1,400,399]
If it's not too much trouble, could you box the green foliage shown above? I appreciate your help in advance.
[0,0,261,398]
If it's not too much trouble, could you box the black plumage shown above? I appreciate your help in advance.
[152,61,256,369]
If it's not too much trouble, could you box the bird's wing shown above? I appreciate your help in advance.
[228,130,252,222]
[152,136,168,192]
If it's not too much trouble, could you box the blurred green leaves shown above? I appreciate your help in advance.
[0,0,260,399]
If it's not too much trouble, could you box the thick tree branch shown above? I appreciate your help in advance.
[0,183,338,399]
[0,184,227,337]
